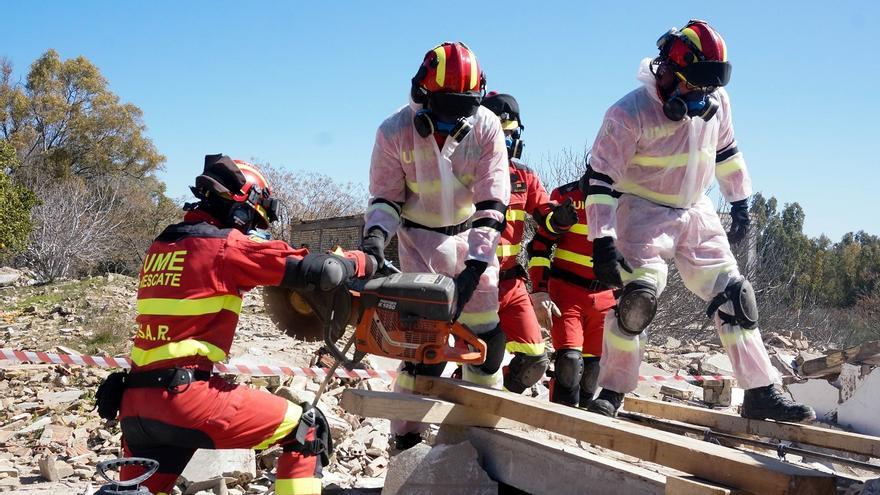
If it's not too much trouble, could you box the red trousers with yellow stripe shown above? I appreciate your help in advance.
[548,279,616,357]
[119,376,321,495]
[498,276,545,357]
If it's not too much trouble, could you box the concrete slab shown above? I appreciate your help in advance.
[837,368,880,436]
[787,379,840,421]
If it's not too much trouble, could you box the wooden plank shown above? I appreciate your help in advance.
[340,388,521,428]
[801,340,880,377]
[665,476,746,495]
[413,377,836,495]
[438,425,666,495]
[625,396,880,458]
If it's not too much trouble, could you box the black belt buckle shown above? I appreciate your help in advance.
[167,368,194,394]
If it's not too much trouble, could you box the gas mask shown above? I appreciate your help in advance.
[413,91,481,142]
[505,129,524,159]
[662,87,719,122]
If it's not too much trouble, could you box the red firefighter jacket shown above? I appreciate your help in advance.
[497,159,564,273]
[130,210,310,372]
[527,181,602,292]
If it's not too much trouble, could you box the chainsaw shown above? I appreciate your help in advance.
[264,251,487,371]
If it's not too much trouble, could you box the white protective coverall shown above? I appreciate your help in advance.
[365,97,510,434]
[586,58,780,393]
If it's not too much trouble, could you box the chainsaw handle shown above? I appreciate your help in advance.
[445,322,488,365]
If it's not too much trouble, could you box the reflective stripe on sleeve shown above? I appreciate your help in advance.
[130,339,227,366]
[253,402,304,450]
[137,295,243,316]
[569,223,589,236]
[506,209,526,222]
[496,243,521,257]
[366,201,401,220]
[585,194,618,207]
[715,154,746,178]
[527,257,551,269]
[554,248,594,267]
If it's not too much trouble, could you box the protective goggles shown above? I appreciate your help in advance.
[428,91,483,122]
[235,183,280,223]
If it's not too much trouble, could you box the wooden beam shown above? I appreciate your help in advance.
[340,389,521,428]
[800,340,880,377]
[413,377,835,495]
[624,396,880,458]
[665,476,746,495]
[438,425,667,495]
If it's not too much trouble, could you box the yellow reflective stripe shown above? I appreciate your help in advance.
[544,211,558,234]
[433,46,447,87]
[253,402,303,450]
[276,477,322,495]
[569,223,589,236]
[463,366,503,388]
[631,151,711,168]
[620,266,660,286]
[469,50,479,90]
[402,205,474,228]
[718,327,761,348]
[395,373,415,391]
[506,341,545,356]
[606,330,639,352]
[130,339,227,366]
[506,209,525,222]
[681,27,703,52]
[366,202,400,220]
[585,194,618,207]
[527,257,551,269]
[582,352,596,357]
[496,243,521,257]
[554,248,593,267]
[616,180,682,205]
[137,295,243,316]
[458,310,499,327]
[405,175,475,194]
[715,155,746,178]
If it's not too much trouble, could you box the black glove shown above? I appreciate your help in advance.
[293,253,355,291]
[549,198,578,232]
[591,236,632,288]
[453,259,488,321]
[359,227,387,268]
[727,199,750,245]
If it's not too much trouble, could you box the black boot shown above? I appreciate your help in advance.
[586,389,624,417]
[741,384,815,422]
[578,357,601,408]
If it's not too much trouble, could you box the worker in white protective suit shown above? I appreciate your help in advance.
[583,20,815,422]
[360,42,511,450]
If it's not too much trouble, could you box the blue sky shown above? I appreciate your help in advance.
[2,1,877,240]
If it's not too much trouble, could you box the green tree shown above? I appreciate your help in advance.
[0,140,37,259]
[1,50,164,181]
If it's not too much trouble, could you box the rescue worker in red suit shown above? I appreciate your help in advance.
[583,20,814,422]
[527,175,617,408]
[481,92,578,393]
[108,155,375,495]
[359,42,510,450]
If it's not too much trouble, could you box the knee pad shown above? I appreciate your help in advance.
[475,325,507,375]
[506,352,550,392]
[616,280,657,336]
[706,278,759,329]
[553,349,584,389]
[281,403,333,466]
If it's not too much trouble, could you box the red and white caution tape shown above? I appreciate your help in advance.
[0,348,397,381]
[0,349,735,383]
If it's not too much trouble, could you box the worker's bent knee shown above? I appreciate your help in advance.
[554,349,584,389]
[617,280,657,336]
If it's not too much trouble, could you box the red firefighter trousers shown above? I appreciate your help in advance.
[119,375,320,495]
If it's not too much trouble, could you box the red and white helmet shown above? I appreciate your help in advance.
[656,20,732,88]
[192,154,278,229]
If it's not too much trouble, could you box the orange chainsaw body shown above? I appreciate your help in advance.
[353,273,487,365]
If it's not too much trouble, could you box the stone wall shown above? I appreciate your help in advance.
[290,214,400,265]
